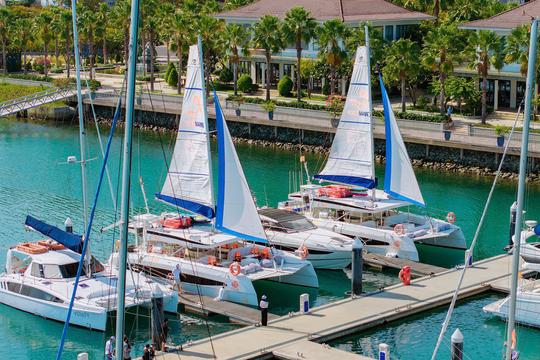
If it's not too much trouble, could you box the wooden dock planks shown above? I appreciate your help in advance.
[147,254,517,360]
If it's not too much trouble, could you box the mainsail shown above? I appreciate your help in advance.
[314,46,376,188]
[214,92,267,243]
[379,75,425,207]
[155,43,215,218]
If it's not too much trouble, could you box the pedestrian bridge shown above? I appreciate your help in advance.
[0,87,77,117]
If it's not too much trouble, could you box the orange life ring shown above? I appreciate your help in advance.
[446,212,456,224]
[229,262,241,276]
[231,280,239,289]
[393,224,405,236]
[166,272,174,280]
[297,245,309,259]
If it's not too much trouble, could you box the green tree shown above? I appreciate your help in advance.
[96,2,110,65]
[445,76,479,112]
[383,39,420,113]
[35,10,53,78]
[421,23,465,113]
[223,23,250,96]
[78,4,98,79]
[13,17,32,75]
[468,30,505,124]
[0,8,11,75]
[346,23,385,72]
[317,19,349,95]
[58,9,72,78]
[142,0,160,91]
[505,24,530,77]
[251,15,284,101]
[112,0,131,64]
[283,7,318,101]
[50,7,64,69]
[197,14,225,98]
[171,7,194,94]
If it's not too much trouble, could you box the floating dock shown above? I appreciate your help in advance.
[178,293,278,325]
[146,254,521,360]
[362,252,447,276]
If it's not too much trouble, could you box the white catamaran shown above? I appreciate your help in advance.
[123,42,318,307]
[280,43,466,262]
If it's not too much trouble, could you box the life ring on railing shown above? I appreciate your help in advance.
[297,245,309,259]
[393,224,405,236]
[229,262,241,276]
[166,272,174,280]
[231,280,239,289]
[446,212,456,224]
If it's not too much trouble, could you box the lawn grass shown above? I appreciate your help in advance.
[0,82,47,102]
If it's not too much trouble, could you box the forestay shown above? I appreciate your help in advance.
[214,92,267,243]
[380,75,425,207]
[314,46,376,189]
[155,44,215,218]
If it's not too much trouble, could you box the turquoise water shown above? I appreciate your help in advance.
[0,118,539,359]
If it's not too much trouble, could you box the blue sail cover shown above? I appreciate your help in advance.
[25,215,83,253]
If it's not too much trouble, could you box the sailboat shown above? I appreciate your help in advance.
[123,41,318,307]
[280,40,466,262]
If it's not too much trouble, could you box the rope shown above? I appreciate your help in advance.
[430,102,524,360]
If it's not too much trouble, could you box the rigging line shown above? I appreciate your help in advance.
[55,87,122,360]
[431,102,524,360]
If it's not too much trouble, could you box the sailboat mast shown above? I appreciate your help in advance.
[70,0,90,275]
[505,18,538,360]
[198,35,216,211]
[115,0,140,357]
[364,25,376,198]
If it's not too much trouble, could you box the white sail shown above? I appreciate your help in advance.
[380,75,425,207]
[315,46,376,188]
[156,44,214,218]
[214,93,267,243]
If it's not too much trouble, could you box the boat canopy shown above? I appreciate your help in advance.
[379,75,425,207]
[24,215,83,253]
[314,46,376,189]
[214,92,268,244]
[156,43,215,219]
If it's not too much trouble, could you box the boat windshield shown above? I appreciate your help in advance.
[279,217,316,231]
[58,256,104,278]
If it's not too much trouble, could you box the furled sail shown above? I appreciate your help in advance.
[214,92,267,243]
[155,43,215,218]
[314,46,376,188]
[25,215,83,253]
[379,75,425,207]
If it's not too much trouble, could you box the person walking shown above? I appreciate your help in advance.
[104,336,115,360]
[123,335,132,360]
[259,294,269,326]
[172,264,182,294]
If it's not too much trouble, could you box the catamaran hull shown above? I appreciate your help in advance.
[0,287,108,331]
[306,252,352,270]
[266,263,319,288]
[414,228,467,251]
[483,291,540,328]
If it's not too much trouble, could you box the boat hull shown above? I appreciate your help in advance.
[483,289,540,328]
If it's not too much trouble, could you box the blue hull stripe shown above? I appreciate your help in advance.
[155,193,215,218]
[313,174,377,189]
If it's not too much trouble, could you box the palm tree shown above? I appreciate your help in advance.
[283,7,317,101]
[505,24,530,77]
[112,0,131,65]
[317,19,349,95]
[383,39,420,113]
[223,23,249,96]
[171,8,194,94]
[197,14,225,98]
[78,4,98,80]
[421,23,465,113]
[346,22,385,76]
[96,3,110,65]
[0,8,11,75]
[158,2,175,65]
[251,15,284,101]
[35,11,53,78]
[469,30,505,124]
[50,7,64,69]
[13,18,32,75]
[142,0,160,91]
[58,9,72,78]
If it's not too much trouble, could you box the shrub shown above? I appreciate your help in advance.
[51,67,64,74]
[24,61,32,71]
[238,74,253,93]
[322,81,330,96]
[219,67,233,83]
[87,79,102,92]
[33,57,51,74]
[164,63,175,81]
[278,75,293,97]
[53,78,72,88]
[167,66,178,87]
[261,101,276,112]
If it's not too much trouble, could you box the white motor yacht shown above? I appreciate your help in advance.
[258,208,353,270]
[280,46,466,262]
[0,235,177,331]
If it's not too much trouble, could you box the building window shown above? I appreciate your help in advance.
[396,25,418,40]
[498,80,511,108]
[384,26,394,42]
[283,64,293,78]
[238,61,250,75]
[516,81,526,106]
[480,80,496,107]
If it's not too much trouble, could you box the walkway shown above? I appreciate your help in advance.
[0,87,77,117]
[145,254,515,360]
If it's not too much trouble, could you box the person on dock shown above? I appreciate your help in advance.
[123,335,132,360]
[172,264,183,294]
[105,336,115,360]
[259,294,269,326]
[142,344,151,360]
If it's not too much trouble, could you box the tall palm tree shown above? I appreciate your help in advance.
[317,19,349,95]
[421,23,465,113]
[171,8,194,94]
[283,7,318,102]
[78,4,98,80]
[251,15,284,101]
[112,0,131,65]
[505,24,530,77]
[223,23,249,96]
[0,8,11,75]
[96,3,110,65]
[469,30,505,124]
[35,10,53,78]
[158,2,175,65]
[383,39,420,112]
[50,7,65,69]
[58,9,72,78]
[13,18,32,75]
[142,0,159,91]
[197,13,225,98]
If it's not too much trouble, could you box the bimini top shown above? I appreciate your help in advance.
[259,208,307,223]
[10,246,80,265]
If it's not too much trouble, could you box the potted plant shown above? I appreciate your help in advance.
[234,97,244,117]
[495,125,509,147]
[88,79,102,100]
[326,95,344,128]
[261,101,276,120]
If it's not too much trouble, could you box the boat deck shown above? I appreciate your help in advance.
[145,254,520,360]
[362,252,448,276]
[178,292,279,325]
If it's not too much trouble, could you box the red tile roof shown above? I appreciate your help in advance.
[216,0,433,23]
[461,0,539,31]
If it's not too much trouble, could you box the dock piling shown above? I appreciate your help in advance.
[451,328,464,360]
[352,238,363,296]
[150,285,165,351]
[378,343,390,360]
[300,293,310,313]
